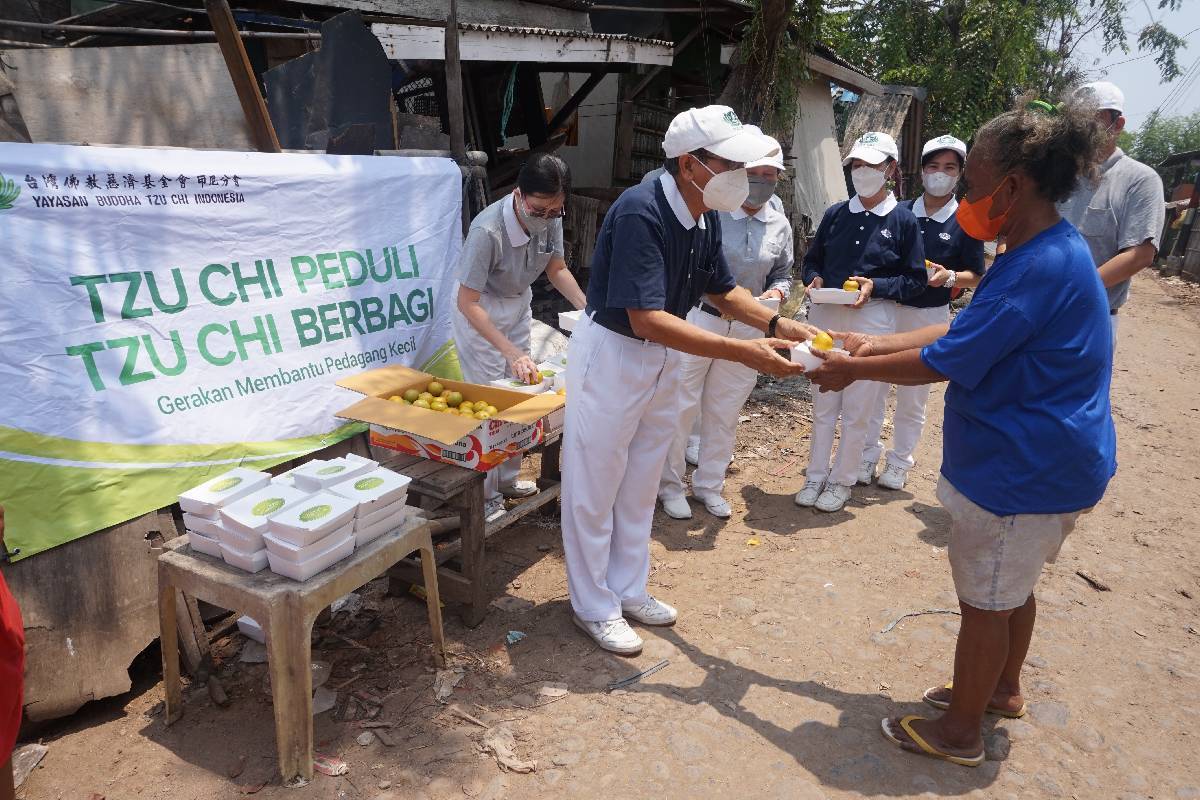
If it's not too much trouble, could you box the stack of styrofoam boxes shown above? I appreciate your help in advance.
[327,468,414,546]
[217,482,311,573]
[179,468,273,561]
[538,352,568,393]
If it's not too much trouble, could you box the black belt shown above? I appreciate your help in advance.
[585,308,644,341]
[700,302,722,318]
[1110,308,1119,316]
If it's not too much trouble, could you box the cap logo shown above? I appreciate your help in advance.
[724,110,742,128]
[861,132,880,144]
[938,135,956,144]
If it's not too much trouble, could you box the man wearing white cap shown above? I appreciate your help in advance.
[561,106,816,654]
[658,132,795,520]
[796,131,925,512]
[1058,81,1165,350]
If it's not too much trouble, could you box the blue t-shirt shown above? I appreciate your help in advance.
[921,219,1116,516]
[801,197,926,301]
[586,179,736,338]
[901,198,985,309]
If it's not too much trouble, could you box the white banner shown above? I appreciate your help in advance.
[0,143,463,558]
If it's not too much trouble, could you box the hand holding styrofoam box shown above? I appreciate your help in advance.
[328,468,412,515]
[290,457,375,492]
[178,468,271,516]
[791,342,850,371]
[220,484,310,536]
[267,491,358,547]
[490,377,547,394]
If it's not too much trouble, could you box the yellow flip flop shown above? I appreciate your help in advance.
[922,681,1027,718]
[880,715,985,768]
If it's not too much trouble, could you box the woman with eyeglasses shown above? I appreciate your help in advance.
[859,135,985,491]
[453,153,587,520]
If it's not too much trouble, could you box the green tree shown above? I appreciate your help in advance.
[822,0,1188,140]
[1127,110,1200,172]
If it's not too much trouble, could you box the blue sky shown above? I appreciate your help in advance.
[1074,0,1200,132]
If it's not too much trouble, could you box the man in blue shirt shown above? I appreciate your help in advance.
[808,102,1115,767]
[562,106,816,655]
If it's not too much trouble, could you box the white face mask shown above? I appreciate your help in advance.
[691,157,749,213]
[922,170,958,198]
[851,165,888,197]
[515,193,552,236]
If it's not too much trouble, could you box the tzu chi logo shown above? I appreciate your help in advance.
[0,173,20,211]
[880,228,893,239]
[939,232,952,241]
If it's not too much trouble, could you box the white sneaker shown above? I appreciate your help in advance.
[794,479,824,507]
[484,497,506,523]
[856,459,877,485]
[877,463,909,490]
[685,442,700,467]
[815,483,853,512]
[500,480,538,499]
[573,616,643,654]
[660,495,692,520]
[621,595,678,626]
[694,492,731,519]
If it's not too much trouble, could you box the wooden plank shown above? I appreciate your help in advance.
[372,24,674,66]
[206,0,282,153]
[628,24,702,101]
[807,52,883,96]
[445,0,467,163]
[0,44,254,148]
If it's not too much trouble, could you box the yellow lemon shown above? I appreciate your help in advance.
[446,391,464,407]
[557,388,566,396]
[842,279,860,292]
[486,405,499,416]
[430,399,448,412]
[403,388,420,403]
[447,408,461,416]
[427,381,444,396]
[474,400,489,412]
[811,331,835,352]
[413,399,431,409]
[418,392,434,403]
[387,395,403,403]
[459,401,475,413]
[474,411,491,420]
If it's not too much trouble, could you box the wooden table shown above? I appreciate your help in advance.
[157,518,446,785]
[375,434,562,627]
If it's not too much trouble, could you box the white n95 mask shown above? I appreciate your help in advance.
[922,170,958,198]
[692,158,749,212]
[851,165,887,197]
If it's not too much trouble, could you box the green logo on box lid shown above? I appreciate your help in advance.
[354,477,385,491]
[298,504,332,522]
[251,497,285,516]
[317,465,346,475]
[209,476,243,492]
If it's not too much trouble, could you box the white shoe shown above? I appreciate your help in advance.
[815,483,853,513]
[484,497,506,523]
[856,459,877,485]
[621,595,678,626]
[794,479,824,507]
[684,442,700,467]
[500,480,538,499]
[660,494,692,520]
[694,492,731,519]
[573,616,643,654]
[877,463,909,490]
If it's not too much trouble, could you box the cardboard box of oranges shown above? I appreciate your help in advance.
[335,366,565,472]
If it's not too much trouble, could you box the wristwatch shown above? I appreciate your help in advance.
[767,313,781,338]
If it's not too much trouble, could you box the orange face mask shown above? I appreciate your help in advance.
[956,178,1012,242]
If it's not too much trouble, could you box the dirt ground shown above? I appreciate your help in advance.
[16,270,1200,800]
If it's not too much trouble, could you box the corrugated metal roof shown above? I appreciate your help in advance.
[459,23,670,48]
[522,0,594,9]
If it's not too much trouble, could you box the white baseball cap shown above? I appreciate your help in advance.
[842,131,899,166]
[744,127,786,171]
[662,105,778,163]
[1075,81,1124,114]
[921,134,967,161]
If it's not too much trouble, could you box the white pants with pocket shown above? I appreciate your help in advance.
[659,306,760,500]
[452,288,532,503]
[561,315,681,622]
[804,299,896,487]
[862,303,950,471]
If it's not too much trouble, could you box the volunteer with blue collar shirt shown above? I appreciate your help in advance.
[453,154,587,521]
[562,106,816,655]
[796,131,926,513]
[658,133,794,520]
[861,135,985,491]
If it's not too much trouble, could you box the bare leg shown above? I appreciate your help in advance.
[1,756,14,800]
[929,593,1032,714]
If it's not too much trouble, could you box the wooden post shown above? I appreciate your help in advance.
[444,0,466,164]
[205,0,281,153]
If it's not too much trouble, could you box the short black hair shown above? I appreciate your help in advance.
[517,152,571,197]
[921,149,964,170]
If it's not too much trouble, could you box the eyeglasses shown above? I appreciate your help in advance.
[519,193,566,219]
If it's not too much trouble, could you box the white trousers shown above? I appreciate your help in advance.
[659,307,760,500]
[804,299,896,487]
[452,289,532,501]
[863,304,950,470]
[561,316,681,622]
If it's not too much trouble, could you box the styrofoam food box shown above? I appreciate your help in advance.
[536,362,567,393]
[219,540,270,573]
[558,309,582,333]
[344,452,378,469]
[264,521,353,564]
[268,491,358,546]
[290,457,374,492]
[187,529,223,558]
[354,507,418,547]
[328,468,412,515]
[267,529,356,582]
[357,497,410,530]
[183,512,227,540]
[179,468,271,516]
[218,524,267,554]
[758,296,781,313]
[489,377,547,394]
[220,484,309,536]
[541,353,568,371]
[269,465,306,488]
[808,288,859,305]
[791,343,850,371]
[237,615,266,644]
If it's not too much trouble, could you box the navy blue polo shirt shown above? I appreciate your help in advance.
[902,197,986,308]
[921,219,1116,516]
[801,194,925,301]
[586,175,737,337]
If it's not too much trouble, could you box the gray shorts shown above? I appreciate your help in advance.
[938,478,1086,612]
